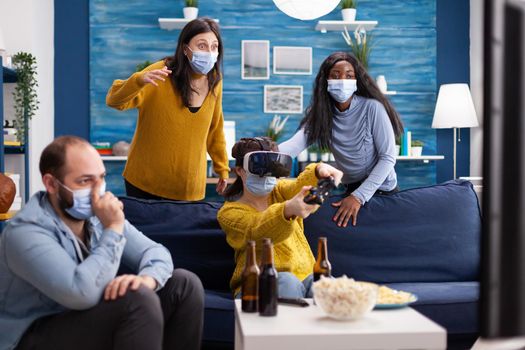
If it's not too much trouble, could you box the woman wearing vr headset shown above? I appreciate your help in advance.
[279,52,403,228]
[218,137,343,299]
[106,18,229,201]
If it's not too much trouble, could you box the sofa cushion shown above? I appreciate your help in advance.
[121,197,233,292]
[203,290,234,344]
[304,180,481,284]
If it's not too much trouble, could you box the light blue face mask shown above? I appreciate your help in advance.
[327,79,357,103]
[246,174,277,196]
[58,181,106,220]
[187,46,218,75]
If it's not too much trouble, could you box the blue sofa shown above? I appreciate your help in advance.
[121,180,481,350]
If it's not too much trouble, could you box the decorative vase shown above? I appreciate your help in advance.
[411,146,423,157]
[297,149,309,162]
[341,8,356,22]
[309,152,318,162]
[183,7,198,20]
[376,75,388,93]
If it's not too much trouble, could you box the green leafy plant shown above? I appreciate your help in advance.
[184,0,198,7]
[265,115,289,142]
[412,140,424,147]
[308,144,322,154]
[342,25,373,69]
[12,52,39,144]
[341,0,357,9]
[135,60,153,72]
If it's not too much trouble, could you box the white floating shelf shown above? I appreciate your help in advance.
[384,91,397,95]
[101,156,128,161]
[396,155,445,163]
[315,20,378,33]
[159,18,219,31]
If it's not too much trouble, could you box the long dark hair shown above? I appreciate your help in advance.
[222,137,278,200]
[164,18,223,107]
[300,52,403,149]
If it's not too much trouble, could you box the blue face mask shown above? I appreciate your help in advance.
[58,181,106,220]
[187,47,218,75]
[246,174,277,196]
[327,79,357,103]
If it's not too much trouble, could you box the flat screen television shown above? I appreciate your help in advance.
[481,0,525,338]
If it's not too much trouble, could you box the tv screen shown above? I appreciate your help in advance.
[481,0,525,338]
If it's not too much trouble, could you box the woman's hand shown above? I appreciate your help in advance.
[332,194,362,227]
[138,66,172,87]
[216,178,228,195]
[284,186,319,220]
[315,163,343,186]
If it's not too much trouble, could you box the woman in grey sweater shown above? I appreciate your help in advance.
[279,52,403,228]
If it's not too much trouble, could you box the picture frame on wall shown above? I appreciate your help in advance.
[241,40,270,80]
[273,46,312,75]
[264,85,303,114]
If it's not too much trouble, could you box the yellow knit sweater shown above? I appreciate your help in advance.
[217,163,319,295]
[106,61,229,200]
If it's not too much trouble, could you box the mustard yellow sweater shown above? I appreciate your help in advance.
[106,61,229,200]
[217,163,319,295]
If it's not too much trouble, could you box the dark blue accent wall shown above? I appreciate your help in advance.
[54,0,90,139]
[436,0,471,181]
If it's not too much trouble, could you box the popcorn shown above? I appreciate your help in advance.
[313,275,378,320]
[377,286,417,305]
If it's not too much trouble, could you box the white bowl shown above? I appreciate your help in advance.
[313,276,378,320]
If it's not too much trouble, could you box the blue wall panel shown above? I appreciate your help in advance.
[89,0,447,195]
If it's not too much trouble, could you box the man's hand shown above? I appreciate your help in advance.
[216,178,228,195]
[138,66,172,87]
[91,181,125,234]
[104,274,158,301]
[332,194,362,227]
[315,163,343,186]
[284,186,319,220]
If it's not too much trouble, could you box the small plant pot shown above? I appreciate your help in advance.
[341,8,356,22]
[183,7,198,20]
[321,153,330,162]
[309,153,318,162]
[329,153,336,162]
[395,145,401,156]
[297,149,309,162]
[411,146,423,157]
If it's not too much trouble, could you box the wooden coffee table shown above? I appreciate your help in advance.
[234,299,446,350]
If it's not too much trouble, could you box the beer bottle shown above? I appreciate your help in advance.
[241,240,260,312]
[258,238,278,316]
[313,237,332,281]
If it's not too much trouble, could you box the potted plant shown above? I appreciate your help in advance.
[320,147,331,162]
[308,144,320,162]
[341,0,357,22]
[411,140,424,157]
[12,52,39,145]
[265,114,289,142]
[395,135,401,156]
[342,25,372,69]
[183,0,198,20]
[297,149,309,162]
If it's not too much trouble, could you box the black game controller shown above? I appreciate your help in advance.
[303,176,336,205]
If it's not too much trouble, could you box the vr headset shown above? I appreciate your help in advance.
[243,151,293,178]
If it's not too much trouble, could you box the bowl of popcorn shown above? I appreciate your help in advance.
[313,275,378,320]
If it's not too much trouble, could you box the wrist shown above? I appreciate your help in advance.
[106,223,124,234]
[351,194,363,206]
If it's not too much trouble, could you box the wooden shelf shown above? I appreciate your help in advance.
[315,20,378,33]
[159,18,219,31]
[100,156,127,161]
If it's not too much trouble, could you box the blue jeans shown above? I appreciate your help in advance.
[235,273,313,299]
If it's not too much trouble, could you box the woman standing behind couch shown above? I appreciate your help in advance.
[106,18,229,200]
[279,52,404,227]
[218,137,342,298]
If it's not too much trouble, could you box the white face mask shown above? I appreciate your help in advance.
[58,181,106,220]
[327,79,357,103]
[246,174,277,196]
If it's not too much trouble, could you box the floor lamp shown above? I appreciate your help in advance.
[432,84,479,179]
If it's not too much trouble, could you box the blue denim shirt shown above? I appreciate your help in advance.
[0,192,174,350]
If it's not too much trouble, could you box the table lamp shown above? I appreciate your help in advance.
[432,83,479,179]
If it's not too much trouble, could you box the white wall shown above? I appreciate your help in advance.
[0,0,54,198]
[470,0,484,177]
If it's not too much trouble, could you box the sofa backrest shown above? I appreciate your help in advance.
[121,197,233,292]
[304,180,482,283]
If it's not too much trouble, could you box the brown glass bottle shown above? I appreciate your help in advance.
[313,237,332,281]
[258,238,278,316]
[241,241,260,313]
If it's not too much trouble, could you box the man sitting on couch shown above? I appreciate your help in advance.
[0,136,204,350]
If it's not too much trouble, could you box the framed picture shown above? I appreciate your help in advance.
[273,46,313,75]
[264,85,303,114]
[241,40,270,80]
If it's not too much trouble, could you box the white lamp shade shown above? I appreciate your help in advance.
[272,0,340,20]
[432,83,479,129]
